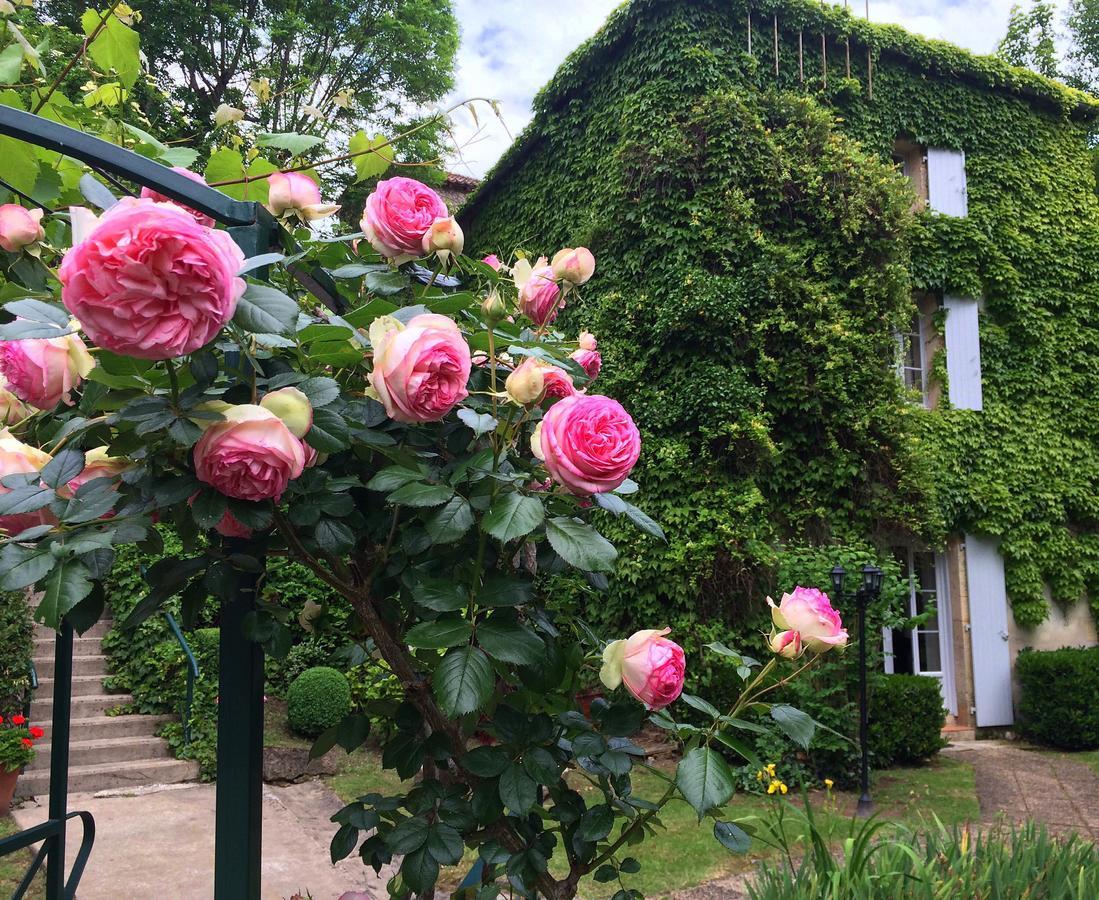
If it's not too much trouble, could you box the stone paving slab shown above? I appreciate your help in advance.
[12,780,394,899]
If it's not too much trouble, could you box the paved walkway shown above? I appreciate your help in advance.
[942,740,1099,839]
[13,780,395,899]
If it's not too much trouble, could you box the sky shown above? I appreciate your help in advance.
[444,0,1072,178]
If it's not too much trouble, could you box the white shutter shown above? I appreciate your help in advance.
[927,148,968,216]
[943,296,983,411]
[965,535,1014,727]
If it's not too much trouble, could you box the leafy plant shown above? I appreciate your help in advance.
[0,593,33,715]
[1017,647,1099,750]
[0,714,43,774]
[287,666,351,738]
[869,675,948,766]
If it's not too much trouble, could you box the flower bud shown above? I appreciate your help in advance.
[421,216,464,261]
[551,247,596,286]
[505,358,545,406]
[481,290,508,324]
[259,386,313,439]
[0,205,44,253]
[213,103,245,126]
[482,254,502,271]
[530,421,545,461]
[769,629,804,660]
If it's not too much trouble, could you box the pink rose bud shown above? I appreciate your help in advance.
[140,168,216,227]
[482,254,502,271]
[0,432,54,535]
[361,177,449,264]
[539,394,640,495]
[58,198,245,360]
[505,358,545,406]
[0,376,30,424]
[193,404,306,502]
[517,264,564,326]
[600,628,685,711]
[62,447,130,498]
[551,247,596,286]
[539,363,577,400]
[767,586,848,654]
[0,205,45,253]
[769,629,804,660]
[266,172,340,222]
[421,216,464,261]
[259,386,313,439]
[368,313,471,423]
[0,331,95,409]
[480,290,508,324]
[569,331,601,381]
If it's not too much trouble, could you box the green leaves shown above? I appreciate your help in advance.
[348,130,395,181]
[405,618,472,649]
[676,747,735,820]
[256,132,325,154]
[82,8,140,87]
[433,646,493,716]
[714,821,751,853]
[481,492,544,543]
[36,558,94,629]
[770,704,816,750]
[546,517,617,572]
[386,482,454,508]
[477,620,543,665]
[426,497,474,544]
[233,284,300,335]
[499,763,537,814]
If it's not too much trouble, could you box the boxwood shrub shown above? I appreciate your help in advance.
[287,666,351,738]
[1017,646,1099,750]
[869,674,947,766]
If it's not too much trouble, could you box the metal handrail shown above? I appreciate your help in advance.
[163,612,199,747]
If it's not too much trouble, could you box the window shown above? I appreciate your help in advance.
[892,137,928,210]
[896,313,927,401]
[888,547,942,677]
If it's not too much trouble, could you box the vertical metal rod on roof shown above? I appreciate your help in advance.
[748,5,753,56]
[799,30,804,83]
[866,0,874,99]
[774,14,780,77]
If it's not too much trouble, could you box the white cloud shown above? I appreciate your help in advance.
[444,0,1073,177]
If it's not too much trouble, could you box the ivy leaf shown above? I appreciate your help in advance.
[405,618,473,649]
[477,620,544,665]
[82,8,140,87]
[426,496,474,544]
[482,493,544,543]
[545,517,617,573]
[770,704,816,750]
[35,558,93,630]
[433,646,494,716]
[234,284,300,335]
[349,130,395,182]
[713,821,751,853]
[676,747,735,820]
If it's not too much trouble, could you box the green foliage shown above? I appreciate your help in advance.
[0,592,32,715]
[287,666,351,738]
[998,2,1061,78]
[1016,646,1099,750]
[869,675,948,766]
[0,718,38,774]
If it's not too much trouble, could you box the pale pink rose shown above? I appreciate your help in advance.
[539,394,640,495]
[421,216,464,261]
[63,447,130,497]
[569,331,601,381]
[140,168,216,227]
[259,386,312,438]
[360,177,448,264]
[600,628,685,711]
[0,205,45,253]
[0,376,30,423]
[266,172,340,221]
[769,629,804,660]
[505,358,545,405]
[482,254,502,271]
[58,198,245,360]
[517,264,564,326]
[368,313,471,423]
[193,404,306,501]
[539,363,577,400]
[0,432,53,535]
[767,587,848,653]
[551,247,595,286]
[0,332,95,408]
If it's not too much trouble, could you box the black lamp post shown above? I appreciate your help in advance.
[831,563,884,818]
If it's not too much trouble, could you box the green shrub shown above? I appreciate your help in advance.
[0,591,32,715]
[287,666,351,738]
[869,674,947,766]
[1017,646,1099,750]
[346,659,403,740]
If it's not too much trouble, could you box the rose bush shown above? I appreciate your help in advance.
[0,13,841,897]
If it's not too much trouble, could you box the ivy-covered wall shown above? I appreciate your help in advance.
[462,0,1099,629]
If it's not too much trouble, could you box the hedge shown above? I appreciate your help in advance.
[869,674,947,766]
[287,667,352,738]
[1016,647,1099,750]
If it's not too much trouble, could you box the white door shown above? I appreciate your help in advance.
[965,534,1014,726]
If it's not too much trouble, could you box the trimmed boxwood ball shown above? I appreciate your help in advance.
[1017,647,1099,750]
[287,666,351,738]
[869,674,947,766]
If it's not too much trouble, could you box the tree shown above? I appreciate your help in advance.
[998,2,1061,79]
[1066,0,1099,92]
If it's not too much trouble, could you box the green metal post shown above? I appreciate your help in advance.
[45,621,72,898]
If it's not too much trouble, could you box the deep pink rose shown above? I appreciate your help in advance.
[482,254,502,271]
[368,313,471,423]
[518,264,564,326]
[361,177,448,263]
[769,629,804,660]
[58,198,245,360]
[140,168,216,227]
[569,331,601,381]
[768,586,848,653]
[540,363,577,400]
[539,394,640,495]
[0,205,45,252]
[600,628,685,711]
[267,172,340,221]
[193,405,306,501]
[215,509,253,538]
[0,332,94,409]
[0,433,53,535]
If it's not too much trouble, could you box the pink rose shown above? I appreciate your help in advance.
[193,404,306,501]
[769,629,804,660]
[517,264,564,326]
[569,331,601,381]
[0,377,30,423]
[767,587,848,653]
[0,205,45,252]
[259,386,313,438]
[540,363,577,400]
[140,168,216,227]
[482,254,502,271]
[421,216,464,261]
[267,172,340,221]
[539,394,640,495]
[58,198,245,360]
[368,313,471,423]
[361,177,448,264]
[551,247,595,286]
[63,447,130,497]
[0,332,95,409]
[600,628,685,711]
[214,509,253,539]
[0,432,53,535]
[505,358,545,406]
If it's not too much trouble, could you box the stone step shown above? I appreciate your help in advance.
[35,675,109,700]
[67,714,173,742]
[25,735,170,772]
[30,693,132,721]
[15,757,199,798]
[33,636,105,658]
[33,655,109,679]
[33,620,112,640]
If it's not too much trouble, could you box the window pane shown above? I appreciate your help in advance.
[917,630,941,672]
[914,552,937,592]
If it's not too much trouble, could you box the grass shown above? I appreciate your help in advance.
[0,817,44,899]
[325,753,979,898]
[1030,744,1099,779]
[263,698,312,750]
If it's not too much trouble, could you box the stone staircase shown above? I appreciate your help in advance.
[18,614,200,797]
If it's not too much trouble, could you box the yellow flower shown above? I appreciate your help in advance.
[779,782,788,795]
[824,778,834,790]
[756,770,764,782]
[767,781,779,795]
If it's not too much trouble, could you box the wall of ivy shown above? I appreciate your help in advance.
[462,0,1099,629]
